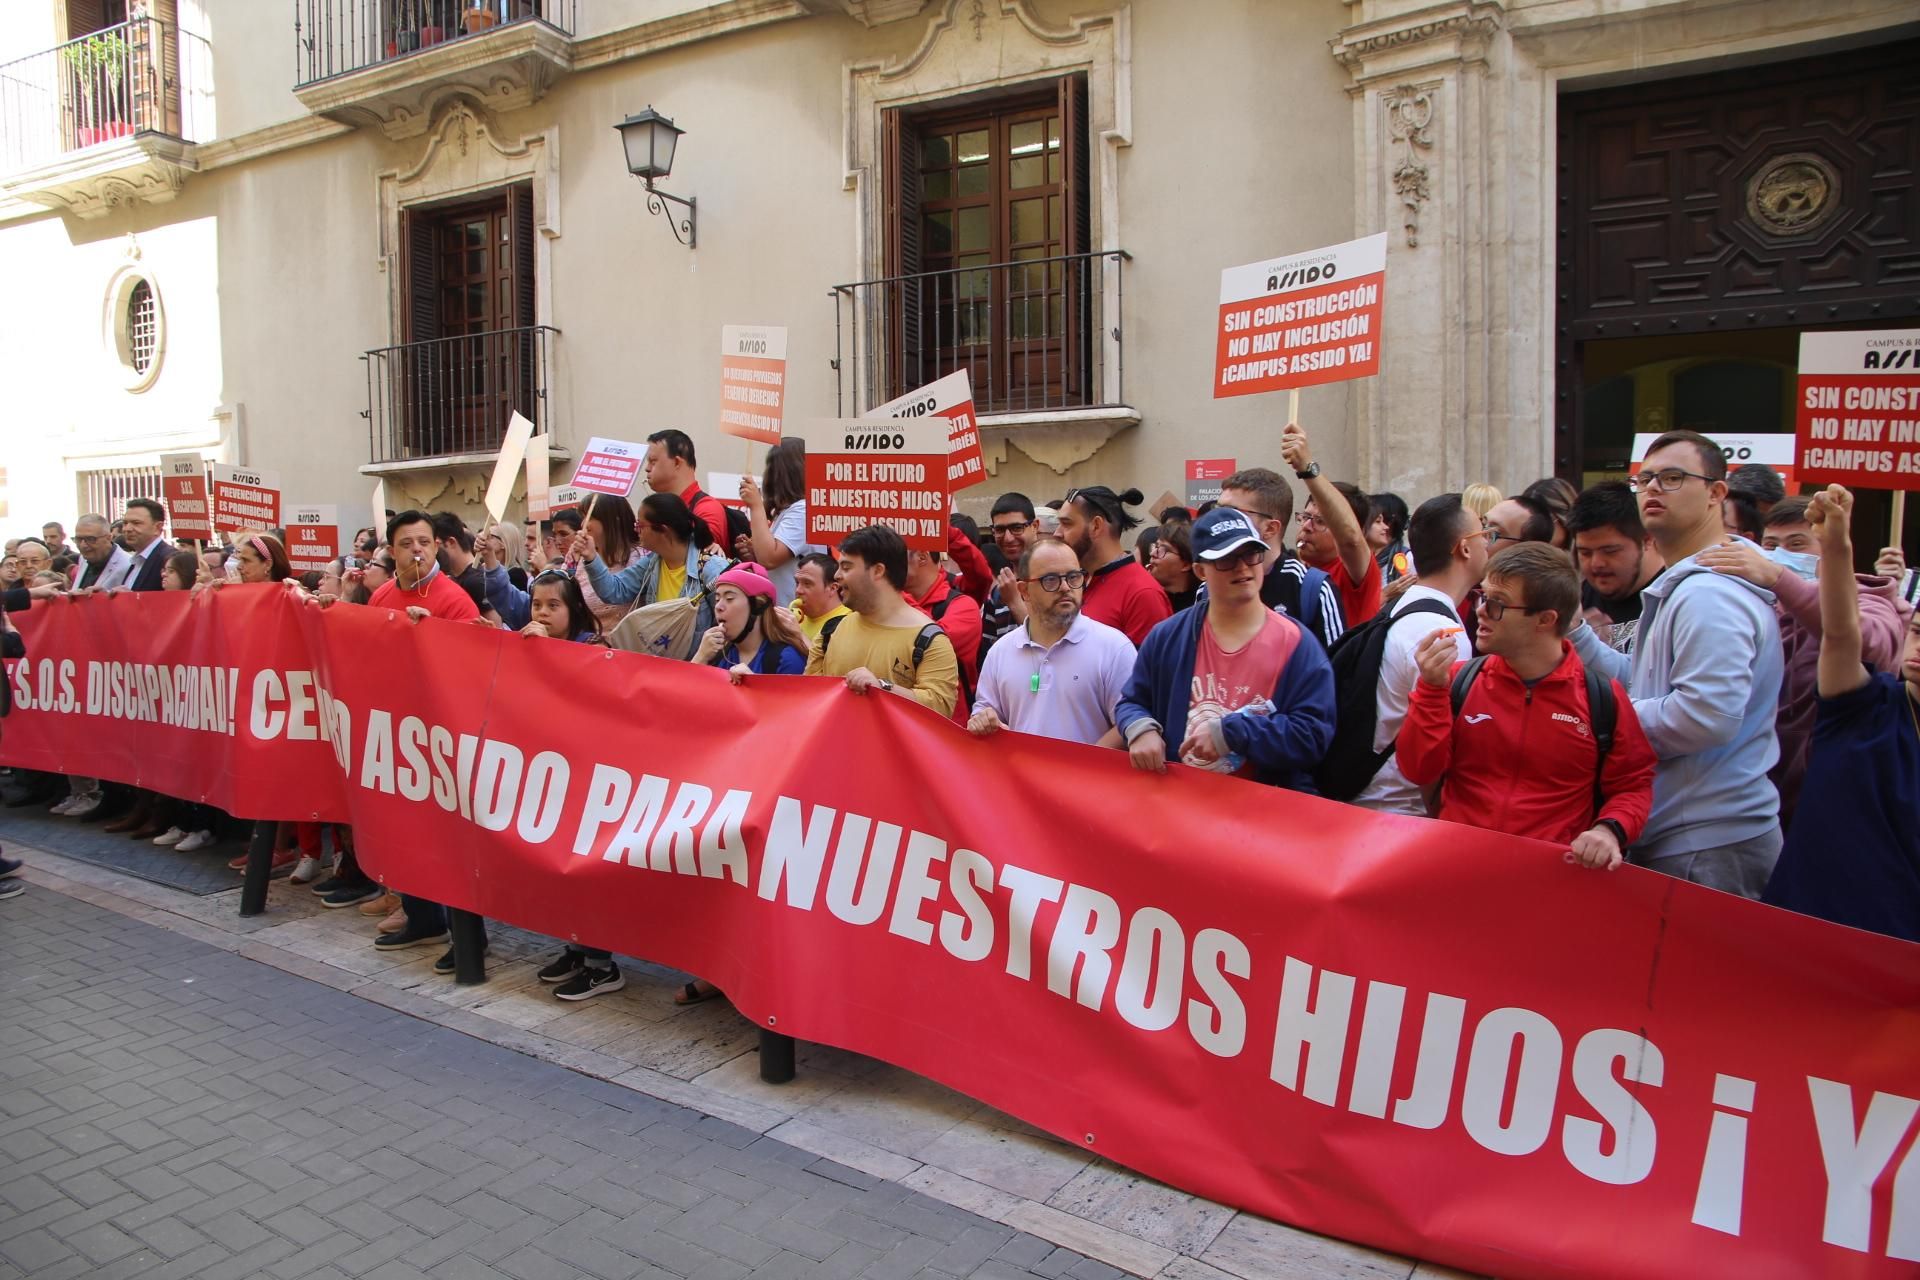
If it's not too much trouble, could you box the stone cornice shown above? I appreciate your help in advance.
[569,0,811,70]
[1331,1,1504,82]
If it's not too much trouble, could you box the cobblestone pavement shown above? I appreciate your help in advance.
[0,886,1132,1280]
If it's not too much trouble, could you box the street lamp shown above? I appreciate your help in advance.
[615,106,696,249]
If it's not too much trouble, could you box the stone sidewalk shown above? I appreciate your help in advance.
[0,826,1469,1280]
[0,886,1121,1280]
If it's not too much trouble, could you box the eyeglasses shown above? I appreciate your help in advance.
[1295,513,1327,530]
[1479,597,1544,621]
[1207,546,1268,571]
[1629,467,1714,493]
[1022,570,1088,591]
[1481,527,1509,545]
[1224,507,1279,525]
[991,520,1033,537]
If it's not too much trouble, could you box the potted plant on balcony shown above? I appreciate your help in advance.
[464,2,499,35]
[62,29,135,148]
[392,0,421,52]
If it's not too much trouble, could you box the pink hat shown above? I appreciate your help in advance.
[713,562,776,600]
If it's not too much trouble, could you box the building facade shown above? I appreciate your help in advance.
[1,0,1915,532]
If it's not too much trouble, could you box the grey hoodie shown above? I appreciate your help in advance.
[1570,553,1783,859]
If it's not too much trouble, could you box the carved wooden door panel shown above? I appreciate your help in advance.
[1552,39,1920,476]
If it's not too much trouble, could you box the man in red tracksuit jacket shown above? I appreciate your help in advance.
[1398,543,1656,870]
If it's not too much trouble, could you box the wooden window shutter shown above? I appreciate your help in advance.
[881,107,923,404]
[511,183,536,329]
[66,0,108,40]
[403,210,440,344]
[1058,72,1091,258]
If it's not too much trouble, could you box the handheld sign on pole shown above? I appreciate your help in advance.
[550,484,583,513]
[805,418,949,551]
[870,369,988,491]
[1215,232,1387,400]
[706,472,747,507]
[719,325,788,446]
[1185,458,1236,509]
[371,477,389,524]
[484,412,536,524]
[286,505,340,575]
[1794,330,1920,505]
[567,436,644,527]
[159,453,212,541]
[208,463,282,535]
[524,434,551,521]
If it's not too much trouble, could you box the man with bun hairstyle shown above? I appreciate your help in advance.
[1056,485,1170,645]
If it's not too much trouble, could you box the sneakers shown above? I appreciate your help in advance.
[377,907,406,933]
[48,796,80,816]
[319,882,382,909]
[357,891,401,917]
[432,943,490,975]
[0,880,21,901]
[373,924,449,951]
[554,964,624,1001]
[289,856,324,884]
[152,827,188,846]
[175,830,215,853]
[537,950,587,984]
[65,793,104,819]
[0,857,22,879]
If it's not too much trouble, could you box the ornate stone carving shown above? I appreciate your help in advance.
[0,134,196,219]
[1745,152,1840,237]
[1331,7,1501,72]
[292,20,572,140]
[1385,84,1436,248]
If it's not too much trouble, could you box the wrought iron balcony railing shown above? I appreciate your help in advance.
[832,249,1129,417]
[0,18,212,174]
[295,0,577,87]
[364,325,557,464]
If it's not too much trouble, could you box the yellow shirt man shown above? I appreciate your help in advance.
[805,612,960,719]
[791,598,852,645]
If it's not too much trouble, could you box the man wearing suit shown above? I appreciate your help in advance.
[101,497,173,835]
[118,498,171,593]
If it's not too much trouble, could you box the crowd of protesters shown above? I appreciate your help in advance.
[3,425,1917,957]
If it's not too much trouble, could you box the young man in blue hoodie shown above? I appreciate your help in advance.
[1116,507,1336,791]
[1569,430,1784,897]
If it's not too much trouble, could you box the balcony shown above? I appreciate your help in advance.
[0,17,213,218]
[363,324,558,469]
[293,0,577,139]
[832,249,1134,431]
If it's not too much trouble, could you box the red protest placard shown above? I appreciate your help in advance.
[719,325,788,445]
[159,453,212,540]
[872,370,987,491]
[569,437,644,498]
[286,505,340,575]
[1794,330,1920,489]
[1215,233,1387,398]
[1185,458,1235,508]
[208,462,282,534]
[805,417,949,551]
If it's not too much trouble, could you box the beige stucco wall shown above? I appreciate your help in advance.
[1,0,1913,534]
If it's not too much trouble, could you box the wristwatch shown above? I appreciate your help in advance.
[878,680,894,693]
[1595,818,1627,847]
[1294,461,1321,481]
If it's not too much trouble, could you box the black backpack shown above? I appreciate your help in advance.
[818,613,968,708]
[1313,598,1459,800]
[690,488,754,550]
[1449,655,1618,811]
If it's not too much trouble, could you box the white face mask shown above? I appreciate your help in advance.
[1764,547,1818,581]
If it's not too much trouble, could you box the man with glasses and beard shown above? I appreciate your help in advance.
[1115,508,1335,790]
[1569,430,1785,898]
[969,538,1136,746]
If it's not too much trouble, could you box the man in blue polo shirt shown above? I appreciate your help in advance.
[969,537,1135,746]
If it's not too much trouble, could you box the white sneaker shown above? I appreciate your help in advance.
[66,794,103,818]
[175,830,215,853]
[289,856,323,884]
[152,827,188,846]
[48,796,79,816]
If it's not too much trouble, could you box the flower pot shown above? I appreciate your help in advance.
[76,122,134,148]
[464,8,498,34]
[418,25,446,46]
[395,30,419,52]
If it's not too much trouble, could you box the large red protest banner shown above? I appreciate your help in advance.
[4,591,1918,1280]
[1215,234,1387,398]
[1795,330,1920,489]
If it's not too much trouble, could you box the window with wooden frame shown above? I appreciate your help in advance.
[397,182,538,456]
[881,74,1092,412]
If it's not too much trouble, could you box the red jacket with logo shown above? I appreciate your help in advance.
[1396,641,1655,846]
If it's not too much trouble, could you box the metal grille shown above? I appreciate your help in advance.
[81,466,162,520]
[294,0,579,87]
[126,279,156,373]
